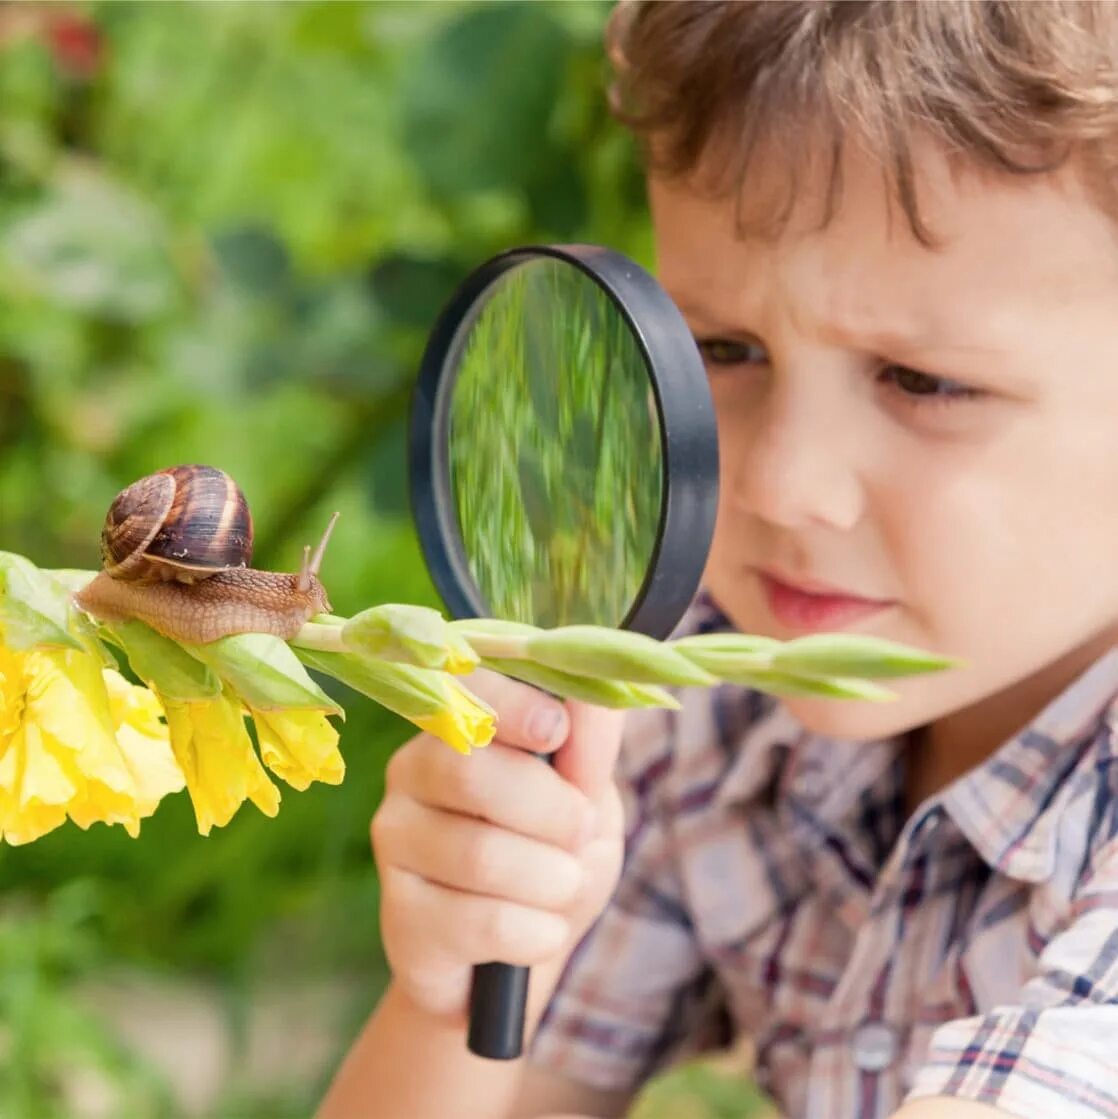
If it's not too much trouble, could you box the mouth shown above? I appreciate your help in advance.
[752,567,895,634]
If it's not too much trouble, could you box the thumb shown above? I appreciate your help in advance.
[551,700,627,801]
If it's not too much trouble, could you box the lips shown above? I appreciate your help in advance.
[754,568,894,634]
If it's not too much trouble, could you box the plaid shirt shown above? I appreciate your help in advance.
[529,596,1118,1118]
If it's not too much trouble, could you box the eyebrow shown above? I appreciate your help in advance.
[670,296,1008,361]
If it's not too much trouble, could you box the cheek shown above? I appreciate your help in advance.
[702,403,752,559]
[886,435,1118,662]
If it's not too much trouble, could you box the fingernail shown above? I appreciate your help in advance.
[527,704,565,748]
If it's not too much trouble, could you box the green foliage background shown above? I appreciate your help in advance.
[0,2,655,1115]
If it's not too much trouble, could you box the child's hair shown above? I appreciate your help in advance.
[606,0,1118,243]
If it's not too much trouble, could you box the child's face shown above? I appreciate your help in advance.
[650,140,1118,741]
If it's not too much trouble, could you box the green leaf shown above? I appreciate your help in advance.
[211,224,291,298]
[482,657,680,710]
[526,626,717,687]
[364,418,411,520]
[186,633,342,713]
[102,619,221,701]
[517,451,554,543]
[524,152,589,239]
[368,254,463,330]
[4,167,176,322]
[401,3,569,195]
[0,551,84,651]
[771,634,959,679]
[629,1059,780,1119]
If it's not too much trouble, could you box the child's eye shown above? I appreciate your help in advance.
[695,338,768,368]
[879,364,984,405]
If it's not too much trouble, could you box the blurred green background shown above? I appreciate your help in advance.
[0,2,652,1115]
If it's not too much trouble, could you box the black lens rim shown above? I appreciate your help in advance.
[408,244,718,640]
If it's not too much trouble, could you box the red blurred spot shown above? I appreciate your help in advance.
[46,12,102,79]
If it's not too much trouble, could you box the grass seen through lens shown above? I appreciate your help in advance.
[449,258,663,627]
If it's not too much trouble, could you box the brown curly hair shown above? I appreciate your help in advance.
[606,0,1118,243]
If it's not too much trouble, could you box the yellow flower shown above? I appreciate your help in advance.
[88,669,185,833]
[0,644,184,844]
[413,678,496,755]
[252,707,344,791]
[160,689,281,837]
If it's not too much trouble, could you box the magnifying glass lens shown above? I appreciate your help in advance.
[448,258,663,628]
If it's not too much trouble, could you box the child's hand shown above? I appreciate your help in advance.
[371,670,627,1021]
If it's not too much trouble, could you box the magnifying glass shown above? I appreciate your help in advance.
[408,245,719,1060]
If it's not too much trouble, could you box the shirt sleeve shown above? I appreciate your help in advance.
[906,835,1118,1119]
[527,704,717,1094]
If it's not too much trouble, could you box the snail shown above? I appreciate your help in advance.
[74,464,338,644]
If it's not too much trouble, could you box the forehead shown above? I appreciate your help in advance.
[649,140,1118,338]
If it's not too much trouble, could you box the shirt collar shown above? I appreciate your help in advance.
[938,644,1118,883]
[696,582,1118,885]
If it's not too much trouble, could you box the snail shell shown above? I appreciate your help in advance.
[76,465,336,644]
[102,464,253,584]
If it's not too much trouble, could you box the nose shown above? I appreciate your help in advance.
[727,379,865,532]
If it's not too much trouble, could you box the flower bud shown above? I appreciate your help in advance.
[343,604,478,674]
[770,634,959,678]
[672,633,781,677]
[525,626,716,686]
[482,657,680,710]
[186,634,341,714]
[729,667,897,702]
[296,649,495,754]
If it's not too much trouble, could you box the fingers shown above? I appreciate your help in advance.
[373,796,585,911]
[552,701,628,801]
[454,670,627,800]
[380,865,571,968]
[386,736,595,853]
[461,668,570,753]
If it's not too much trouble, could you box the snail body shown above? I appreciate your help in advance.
[74,465,336,644]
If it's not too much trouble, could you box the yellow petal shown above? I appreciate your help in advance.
[0,641,184,843]
[0,722,74,844]
[24,650,159,837]
[413,679,496,755]
[0,651,73,843]
[444,646,480,676]
[0,646,24,742]
[161,689,280,837]
[252,708,344,791]
[24,649,133,797]
[102,670,185,836]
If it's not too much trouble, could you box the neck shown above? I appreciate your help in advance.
[904,627,1118,816]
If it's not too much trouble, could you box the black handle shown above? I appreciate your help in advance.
[467,747,556,1060]
[468,961,530,1059]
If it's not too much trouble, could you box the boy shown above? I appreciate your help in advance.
[319,2,1118,1116]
